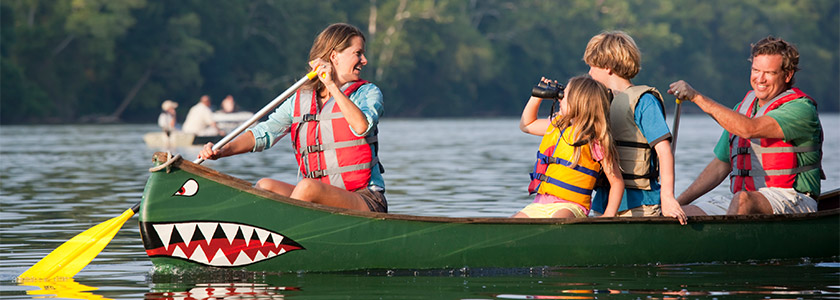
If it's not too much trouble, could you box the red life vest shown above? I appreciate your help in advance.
[290,80,379,191]
[729,88,821,193]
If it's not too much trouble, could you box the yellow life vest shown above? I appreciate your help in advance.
[528,124,602,208]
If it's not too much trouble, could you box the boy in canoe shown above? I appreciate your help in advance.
[584,31,687,224]
[668,36,824,215]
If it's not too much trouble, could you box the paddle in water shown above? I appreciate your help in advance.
[18,68,320,281]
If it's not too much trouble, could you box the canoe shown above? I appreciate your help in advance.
[139,152,839,274]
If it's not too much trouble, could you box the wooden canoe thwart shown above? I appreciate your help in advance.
[139,152,839,273]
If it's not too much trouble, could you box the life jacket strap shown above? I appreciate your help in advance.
[300,136,378,155]
[529,172,593,196]
[535,152,600,177]
[307,157,380,178]
[732,163,820,177]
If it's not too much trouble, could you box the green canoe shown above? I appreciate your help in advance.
[139,152,839,273]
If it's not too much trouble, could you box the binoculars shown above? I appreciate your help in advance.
[531,80,565,99]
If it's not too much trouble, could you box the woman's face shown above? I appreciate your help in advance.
[331,36,367,84]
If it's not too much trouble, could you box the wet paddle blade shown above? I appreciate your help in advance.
[19,207,136,280]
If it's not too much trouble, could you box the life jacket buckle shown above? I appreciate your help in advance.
[307,170,325,178]
[306,145,324,153]
[735,147,751,155]
[302,114,318,122]
[735,169,750,177]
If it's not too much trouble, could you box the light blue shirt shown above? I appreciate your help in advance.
[591,92,671,213]
[247,83,385,188]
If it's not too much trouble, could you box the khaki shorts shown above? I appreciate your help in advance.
[590,205,661,217]
[689,187,817,215]
[519,202,588,218]
[357,186,388,213]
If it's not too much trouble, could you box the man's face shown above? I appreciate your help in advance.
[750,54,793,103]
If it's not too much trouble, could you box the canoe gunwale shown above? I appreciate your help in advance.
[151,152,840,225]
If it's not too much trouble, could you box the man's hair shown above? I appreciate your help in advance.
[583,31,641,79]
[750,36,799,86]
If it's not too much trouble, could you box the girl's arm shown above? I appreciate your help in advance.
[520,96,550,135]
[600,159,624,217]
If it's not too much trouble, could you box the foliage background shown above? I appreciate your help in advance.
[1,0,838,124]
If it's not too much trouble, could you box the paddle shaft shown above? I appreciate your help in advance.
[671,99,682,156]
[194,70,319,164]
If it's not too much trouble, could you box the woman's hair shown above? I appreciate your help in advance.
[551,75,618,170]
[303,23,366,93]
[583,31,641,79]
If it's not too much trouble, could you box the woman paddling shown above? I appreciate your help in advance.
[198,23,386,213]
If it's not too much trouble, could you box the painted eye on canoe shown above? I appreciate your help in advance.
[174,179,199,197]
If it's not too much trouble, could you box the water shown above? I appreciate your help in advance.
[1,115,839,299]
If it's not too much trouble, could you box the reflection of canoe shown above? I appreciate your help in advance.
[143,132,220,147]
[139,152,840,273]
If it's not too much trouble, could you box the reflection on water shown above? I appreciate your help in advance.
[19,279,110,300]
[1,116,839,299]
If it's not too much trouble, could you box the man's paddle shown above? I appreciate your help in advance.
[671,98,682,156]
[19,68,320,281]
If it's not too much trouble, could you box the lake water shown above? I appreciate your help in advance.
[1,115,839,299]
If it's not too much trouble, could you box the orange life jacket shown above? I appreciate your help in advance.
[290,80,379,191]
[729,88,822,193]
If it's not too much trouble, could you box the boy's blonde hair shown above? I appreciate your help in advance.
[583,31,641,79]
[553,75,618,171]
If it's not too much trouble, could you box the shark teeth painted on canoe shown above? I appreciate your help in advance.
[140,221,304,267]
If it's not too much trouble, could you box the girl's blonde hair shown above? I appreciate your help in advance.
[303,23,366,93]
[552,75,618,171]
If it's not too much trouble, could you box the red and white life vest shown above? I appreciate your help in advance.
[290,80,379,191]
[729,88,821,193]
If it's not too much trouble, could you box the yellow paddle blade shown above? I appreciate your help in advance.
[18,207,136,280]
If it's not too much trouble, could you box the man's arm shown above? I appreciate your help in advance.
[668,80,784,139]
[676,158,731,205]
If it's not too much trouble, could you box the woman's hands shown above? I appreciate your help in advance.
[198,142,222,160]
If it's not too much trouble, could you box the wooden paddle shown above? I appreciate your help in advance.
[19,68,320,281]
[671,98,682,155]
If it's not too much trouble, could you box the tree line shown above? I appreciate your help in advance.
[1,0,837,124]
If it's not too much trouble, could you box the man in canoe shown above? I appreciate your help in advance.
[197,23,387,213]
[668,36,824,215]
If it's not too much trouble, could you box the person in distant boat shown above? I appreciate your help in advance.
[197,23,386,213]
[669,36,824,216]
[584,31,687,225]
[182,95,223,136]
[214,94,255,134]
[514,75,624,219]
[157,100,178,136]
[220,94,237,113]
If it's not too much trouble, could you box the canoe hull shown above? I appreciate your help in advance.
[139,153,839,273]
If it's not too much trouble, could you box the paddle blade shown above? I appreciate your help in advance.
[19,207,136,280]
